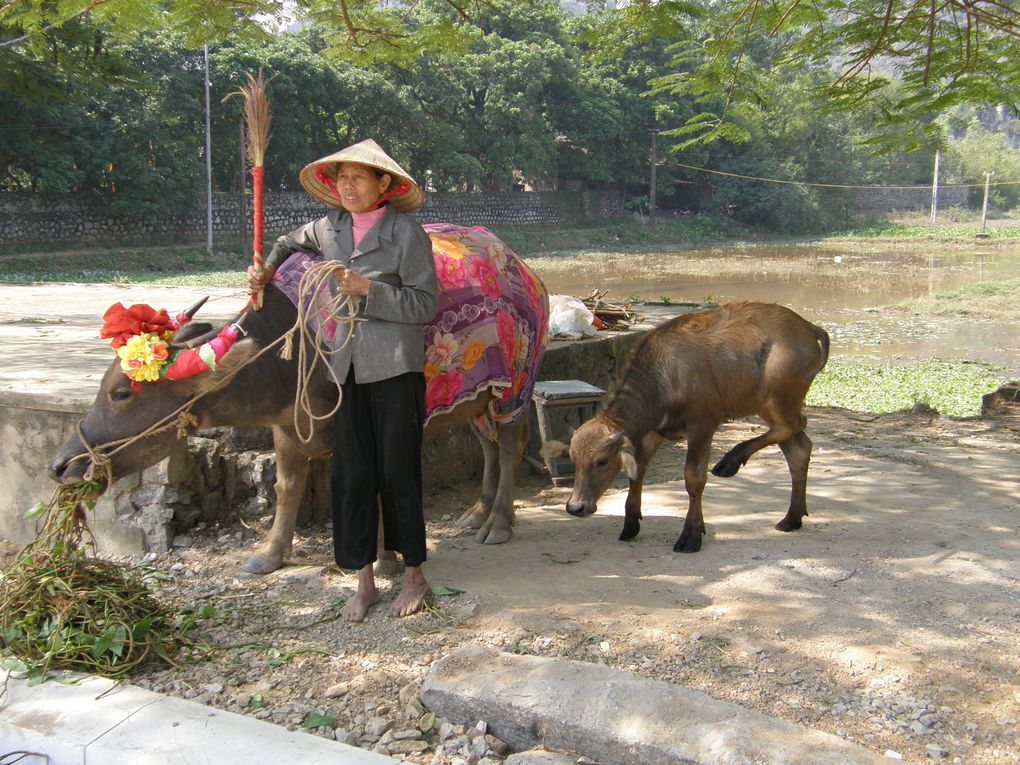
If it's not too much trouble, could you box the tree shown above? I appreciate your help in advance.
[637,0,1020,151]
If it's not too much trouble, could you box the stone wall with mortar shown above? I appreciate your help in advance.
[0,190,625,246]
[854,184,970,211]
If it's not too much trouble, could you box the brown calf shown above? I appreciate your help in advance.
[542,300,830,553]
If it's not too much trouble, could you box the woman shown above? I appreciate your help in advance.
[248,139,438,622]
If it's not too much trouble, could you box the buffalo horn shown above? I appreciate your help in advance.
[182,296,209,320]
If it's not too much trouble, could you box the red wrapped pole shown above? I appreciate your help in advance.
[252,164,265,283]
[229,70,272,310]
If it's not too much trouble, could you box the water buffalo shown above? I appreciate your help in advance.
[542,300,829,553]
[50,225,549,574]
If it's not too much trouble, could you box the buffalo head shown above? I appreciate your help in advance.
[48,298,250,485]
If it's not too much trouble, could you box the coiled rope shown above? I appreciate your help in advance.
[282,259,359,444]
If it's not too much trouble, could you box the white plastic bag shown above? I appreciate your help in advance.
[548,295,599,339]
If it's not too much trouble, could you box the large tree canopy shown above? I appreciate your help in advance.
[2,0,1019,229]
[638,0,1020,150]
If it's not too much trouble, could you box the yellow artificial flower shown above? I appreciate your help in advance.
[117,332,169,382]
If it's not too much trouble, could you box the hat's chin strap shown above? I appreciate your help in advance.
[374,181,410,208]
[314,168,409,209]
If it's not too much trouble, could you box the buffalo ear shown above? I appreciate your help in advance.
[540,440,570,460]
[619,436,638,481]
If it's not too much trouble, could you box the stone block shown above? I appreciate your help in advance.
[422,643,894,765]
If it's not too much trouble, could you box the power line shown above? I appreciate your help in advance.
[665,160,1020,189]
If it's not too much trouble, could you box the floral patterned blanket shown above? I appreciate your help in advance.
[272,223,549,429]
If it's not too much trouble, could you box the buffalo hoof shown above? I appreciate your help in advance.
[711,451,746,478]
[775,515,804,532]
[619,518,641,541]
[457,503,487,530]
[374,552,401,576]
[673,527,704,553]
[477,524,512,545]
[243,547,286,574]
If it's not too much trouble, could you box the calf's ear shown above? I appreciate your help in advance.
[619,436,638,481]
[540,440,570,460]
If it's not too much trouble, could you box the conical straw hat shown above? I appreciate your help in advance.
[299,138,424,213]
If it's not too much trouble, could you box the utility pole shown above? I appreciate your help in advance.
[929,150,940,224]
[649,130,657,233]
[204,44,213,253]
[978,171,994,238]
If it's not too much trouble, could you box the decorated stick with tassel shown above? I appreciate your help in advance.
[232,70,272,310]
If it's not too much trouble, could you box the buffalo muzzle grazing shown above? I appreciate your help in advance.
[542,300,830,553]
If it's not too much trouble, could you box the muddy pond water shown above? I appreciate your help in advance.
[527,243,1020,370]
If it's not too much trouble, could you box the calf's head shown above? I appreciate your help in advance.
[542,418,637,517]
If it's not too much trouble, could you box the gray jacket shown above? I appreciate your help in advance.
[267,205,438,384]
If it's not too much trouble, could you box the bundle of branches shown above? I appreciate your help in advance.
[0,482,185,679]
[582,289,635,330]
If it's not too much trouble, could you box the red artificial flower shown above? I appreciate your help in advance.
[100,303,174,349]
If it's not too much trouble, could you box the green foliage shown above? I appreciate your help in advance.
[806,360,1007,418]
[302,711,337,730]
[1,482,188,679]
[642,1,1020,152]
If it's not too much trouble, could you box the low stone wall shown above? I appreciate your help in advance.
[0,330,644,555]
[0,189,625,246]
[854,185,970,211]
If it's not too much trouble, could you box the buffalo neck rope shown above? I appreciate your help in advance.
[73,264,359,483]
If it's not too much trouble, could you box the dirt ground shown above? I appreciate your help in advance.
[5,401,1016,764]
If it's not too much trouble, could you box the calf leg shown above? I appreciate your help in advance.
[620,433,663,541]
[776,430,812,532]
[244,426,311,574]
[712,407,805,478]
[675,429,713,553]
[475,420,528,545]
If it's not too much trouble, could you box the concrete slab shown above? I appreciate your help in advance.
[0,670,396,764]
[421,643,903,765]
[0,283,249,402]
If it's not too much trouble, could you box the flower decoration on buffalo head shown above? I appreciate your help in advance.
[100,301,240,386]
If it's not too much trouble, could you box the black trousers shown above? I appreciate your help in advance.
[331,370,427,570]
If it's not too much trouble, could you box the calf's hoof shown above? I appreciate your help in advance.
[775,515,804,532]
[673,527,704,553]
[619,517,641,541]
[711,451,746,478]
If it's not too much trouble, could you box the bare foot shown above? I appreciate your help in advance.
[389,565,429,617]
[342,564,381,622]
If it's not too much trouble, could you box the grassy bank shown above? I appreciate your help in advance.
[3,209,1020,283]
[806,359,1008,418]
